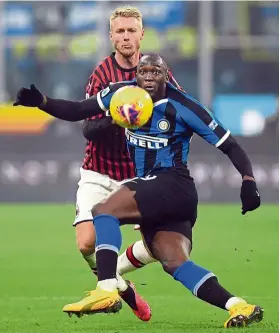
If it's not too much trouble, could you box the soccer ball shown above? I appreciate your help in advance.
[109,86,153,129]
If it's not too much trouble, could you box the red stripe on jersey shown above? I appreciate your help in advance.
[96,66,107,86]
[101,61,111,84]
[107,56,117,82]
[116,68,124,82]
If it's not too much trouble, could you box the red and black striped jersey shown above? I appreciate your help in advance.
[82,52,181,181]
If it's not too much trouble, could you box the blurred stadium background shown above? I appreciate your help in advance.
[0,2,279,333]
[0,0,278,203]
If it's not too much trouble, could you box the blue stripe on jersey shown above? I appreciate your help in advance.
[182,137,191,163]
[155,145,173,169]
[186,94,225,127]
[170,99,221,146]
[133,146,146,177]
[134,100,169,172]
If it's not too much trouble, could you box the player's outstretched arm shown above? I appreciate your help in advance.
[218,136,260,215]
[178,95,260,215]
[13,84,104,122]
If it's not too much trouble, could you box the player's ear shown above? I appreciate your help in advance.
[140,28,144,40]
[165,72,169,82]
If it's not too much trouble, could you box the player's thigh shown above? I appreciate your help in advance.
[74,179,117,226]
[124,168,198,225]
[94,185,141,220]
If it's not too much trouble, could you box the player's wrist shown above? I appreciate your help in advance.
[39,95,47,109]
[242,175,255,182]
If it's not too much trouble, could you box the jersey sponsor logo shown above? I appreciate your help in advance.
[157,119,170,132]
[125,129,168,149]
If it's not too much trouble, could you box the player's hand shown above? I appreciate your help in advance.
[13,84,44,107]
[240,180,261,215]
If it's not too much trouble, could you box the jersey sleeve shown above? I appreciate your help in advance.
[178,97,230,147]
[96,85,115,112]
[96,82,128,112]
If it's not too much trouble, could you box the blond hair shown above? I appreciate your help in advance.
[110,5,143,30]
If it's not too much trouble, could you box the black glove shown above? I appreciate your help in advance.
[240,180,261,215]
[13,84,44,107]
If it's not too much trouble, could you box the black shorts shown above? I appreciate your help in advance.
[123,166,198,228]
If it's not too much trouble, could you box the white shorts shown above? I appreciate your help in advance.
[73,168,123,226]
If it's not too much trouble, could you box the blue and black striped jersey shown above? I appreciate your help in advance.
[97,80,230,177]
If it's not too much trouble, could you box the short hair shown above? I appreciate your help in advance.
[110,5,143,30]
[139,53,168,73]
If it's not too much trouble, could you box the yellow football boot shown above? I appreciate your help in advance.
[63,287,122,317]
[224,301,264,328]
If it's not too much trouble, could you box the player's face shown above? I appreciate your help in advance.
[110,17,144,58]
[136,63,167,101]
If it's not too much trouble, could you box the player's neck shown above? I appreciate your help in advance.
[115,51,140,69]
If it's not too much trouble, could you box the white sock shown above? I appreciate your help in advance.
[117,240,157,276]
[225,297,246,310]
[116,273,128,292]
[97,278,118,292]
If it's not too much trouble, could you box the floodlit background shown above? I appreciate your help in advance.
[0,2,278,333]
[0,1,278,203]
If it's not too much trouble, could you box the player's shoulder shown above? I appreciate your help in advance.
[90,55,109,75]
[88,54,113,82]
[167,83,205,112]
[167,83,191,105]
[95,54,112,69]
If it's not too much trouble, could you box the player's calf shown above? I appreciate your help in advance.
[75,221,97,274]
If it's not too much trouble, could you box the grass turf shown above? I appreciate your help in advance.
[0,204,278,333]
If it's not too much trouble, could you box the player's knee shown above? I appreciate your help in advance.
[75,224,96,256]
[92,203,110,216]
[161,257,190,276]
[77,240,95,256]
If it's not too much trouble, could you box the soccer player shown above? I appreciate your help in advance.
[75,5,180,320]
[13,54,263,328]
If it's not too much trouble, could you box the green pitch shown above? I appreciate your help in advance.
[0,204,278,333]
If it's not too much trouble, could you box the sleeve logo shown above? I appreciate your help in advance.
[101,86,110,98]
[209,119,218,131]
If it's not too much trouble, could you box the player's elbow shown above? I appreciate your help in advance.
[82,120,93,140]
[218,135,239,154]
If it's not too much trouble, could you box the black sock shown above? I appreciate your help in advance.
[197,276,234,310]
[96,249,118,281]
[120,282,137,310]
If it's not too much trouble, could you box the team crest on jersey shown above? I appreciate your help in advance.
[157,119,170,132]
